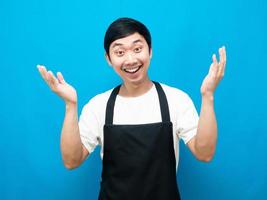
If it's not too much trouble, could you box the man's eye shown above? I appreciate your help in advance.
[116,51,124,56]
[134,47,142,53]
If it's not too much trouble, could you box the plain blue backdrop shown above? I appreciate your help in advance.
[1,0,266,199]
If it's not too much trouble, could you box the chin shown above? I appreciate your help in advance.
[125,76,149,86]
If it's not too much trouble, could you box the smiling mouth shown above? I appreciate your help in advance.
[122,65,142,74]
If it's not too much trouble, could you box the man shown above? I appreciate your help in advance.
[37,17,226,200]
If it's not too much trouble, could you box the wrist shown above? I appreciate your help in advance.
[65,101,78,110]
[201,92,214,102]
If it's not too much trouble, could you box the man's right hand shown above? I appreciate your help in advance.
[37,65,77,105]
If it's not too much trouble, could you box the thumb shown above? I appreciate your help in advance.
[57,72,66,84]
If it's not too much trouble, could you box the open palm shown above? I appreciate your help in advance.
[200,46,226,96]
[37,65,77,104]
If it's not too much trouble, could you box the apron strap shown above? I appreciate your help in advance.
[105,81,171,124]
[105,85,120,125]
[153,81,171,122]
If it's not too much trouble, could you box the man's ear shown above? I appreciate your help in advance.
[105,52,112,66]
[149,48,153,59]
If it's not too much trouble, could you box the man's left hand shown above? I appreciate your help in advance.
[200,46,227,96]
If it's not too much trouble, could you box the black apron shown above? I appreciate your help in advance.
[98,81,181,200]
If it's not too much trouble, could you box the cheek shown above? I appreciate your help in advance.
[139,52,151,64]
[114,60,123,67]
[110,56,123,68]
[111,60,124,72]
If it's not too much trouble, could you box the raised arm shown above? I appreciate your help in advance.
[37,65,89,169]
[187,46,226,162]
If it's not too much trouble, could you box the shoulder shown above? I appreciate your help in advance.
[159,82,192,102]
[159,82,199,124]
[81,87,114,114]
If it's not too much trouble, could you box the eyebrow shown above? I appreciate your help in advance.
[111,39,143,49]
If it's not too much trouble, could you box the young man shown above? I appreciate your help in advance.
[37,18,226,200]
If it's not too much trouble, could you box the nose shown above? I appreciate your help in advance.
[124,52,138,66]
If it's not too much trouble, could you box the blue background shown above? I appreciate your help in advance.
[1,0,266,199]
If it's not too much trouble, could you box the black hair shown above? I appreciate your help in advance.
[104,17,152,56]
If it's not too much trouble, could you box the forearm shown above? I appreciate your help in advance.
[195,94,217,161]
[60,103,83,168]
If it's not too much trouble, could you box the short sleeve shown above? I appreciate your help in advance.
[78,101,101,155]
[176,94,199,144]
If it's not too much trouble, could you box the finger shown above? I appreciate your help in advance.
[221,47,227,76]
[37,64,49,82]
[218,46,226,77]
[219,46,226,66]
[217,61,225,78]
[223,47,227,76]
[219,47,224,65]
[47,71,59,88]
[211,54,219,75]
[37,64,47,73]
[212,53,218,65]
[223,46,227,64]
[57,72,66,84]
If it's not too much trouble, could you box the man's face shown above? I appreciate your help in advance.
[106,32,152,86]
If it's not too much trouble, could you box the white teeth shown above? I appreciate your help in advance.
[126,67,138,72]
[122,65,141,73]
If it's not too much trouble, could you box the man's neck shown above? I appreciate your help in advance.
[119,78,153,97]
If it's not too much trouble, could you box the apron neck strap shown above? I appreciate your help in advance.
[153,81,171,122]
[105,81,171,124]
[105,84,120,125]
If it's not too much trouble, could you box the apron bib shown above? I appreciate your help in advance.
[98,81,181,200]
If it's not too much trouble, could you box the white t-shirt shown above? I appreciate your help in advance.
[79,83,199,169]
